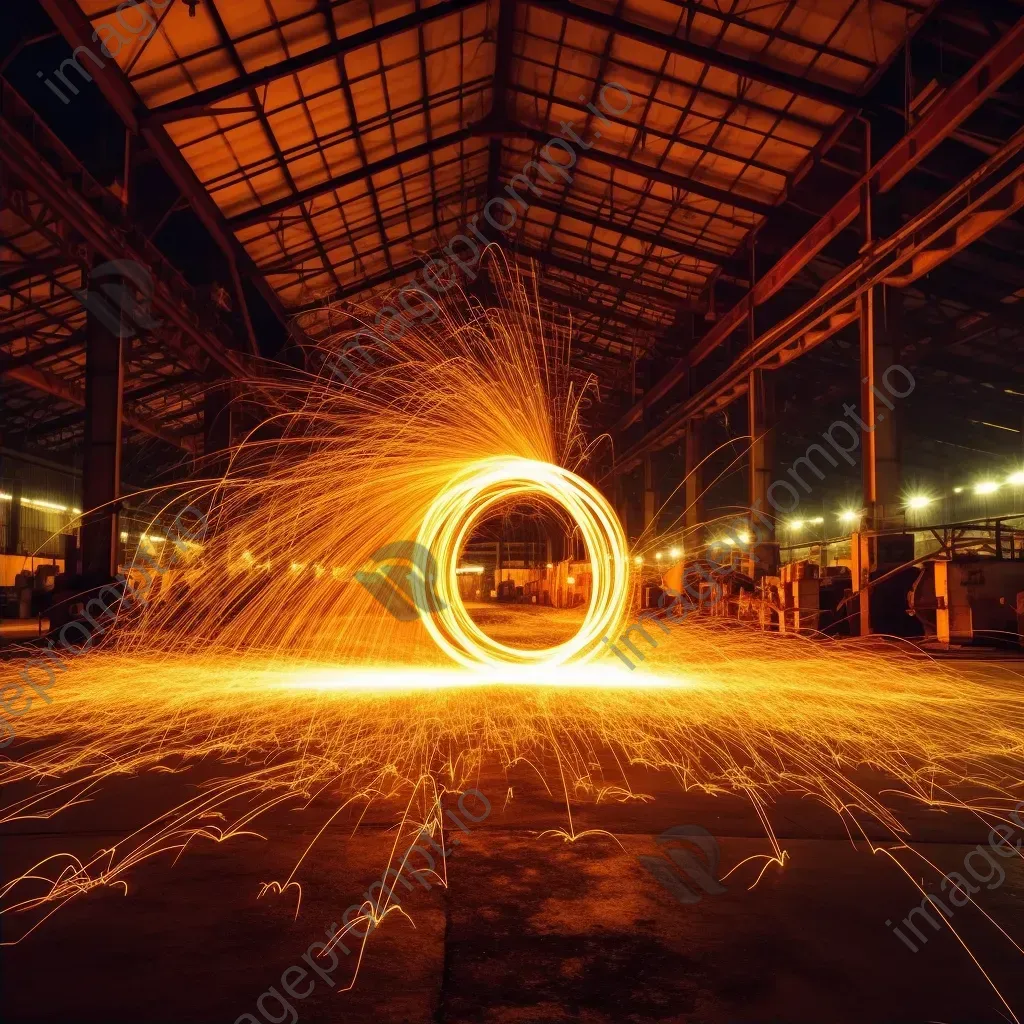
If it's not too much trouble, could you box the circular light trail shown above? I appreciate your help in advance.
[417,457,629,668]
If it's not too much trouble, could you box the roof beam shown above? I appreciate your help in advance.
[288,238,697,317]
[613,14,1024,433]
[506,121,774,217]
[608,115,1024,473]
[535,284,666,335]
[0,257,73,290]
[0,330,86,374]
[230,113,771,234]
[3,366,192,451]
[294,258,427,311]
[316,0,395,283]
[125,374,200,403]
[143,0,484,126]
[486,0,517,228]
[38,0,294,336]
[0,315,81,349]
[661,0,879,70]
[511,245,696,310]
[530,0,861,111]
[296,254,681,337]
[228,126,480,230]
[518,191,725,265]
[0,77,248,381]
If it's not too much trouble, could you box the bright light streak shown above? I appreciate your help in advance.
[279,663,689,691]
[420,457,628,668]
[810,517,824,525]
[974,481,1000,495]
[789,520,804,530]
[22,497,68,511]
[1007,471,1024,486]
[0,492,78,514]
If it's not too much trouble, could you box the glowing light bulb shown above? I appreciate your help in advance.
[974,481,999,495]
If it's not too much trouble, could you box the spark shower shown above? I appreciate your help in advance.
[1,255,1023,1019]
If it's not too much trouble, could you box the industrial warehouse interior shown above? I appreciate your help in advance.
[3,0,1024,1021]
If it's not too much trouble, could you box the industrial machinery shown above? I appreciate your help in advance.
[897,518,1024,647]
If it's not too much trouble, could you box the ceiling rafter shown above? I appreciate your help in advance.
[228,126,483,229]
[534,283,666,335]
[529,0,863,112]
[228,116,772,233]
[511,244,697,310]
[503,120,775,217]
[484,0,518,239]
[142,0,486,126]
[613,13,1024,434]
[3,365,192,451]
[0,331,86,375]
[515,190,726,265]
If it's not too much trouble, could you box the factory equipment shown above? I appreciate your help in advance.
[884,517,1024,647]
[910,558,1024,646]
[779,560,820,634]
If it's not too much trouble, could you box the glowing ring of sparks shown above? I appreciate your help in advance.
[417,456,629,668]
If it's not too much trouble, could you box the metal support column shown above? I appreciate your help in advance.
[934,561,950,648]
[6,479,22,555]
[684,420,703,538]
[642,454,656,532]
[873,290,902,522]
[748,368,778,577]
[80,262,124,581]
[857,121,876,635]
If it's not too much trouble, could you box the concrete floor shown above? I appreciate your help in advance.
[2,655,1023,1023]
